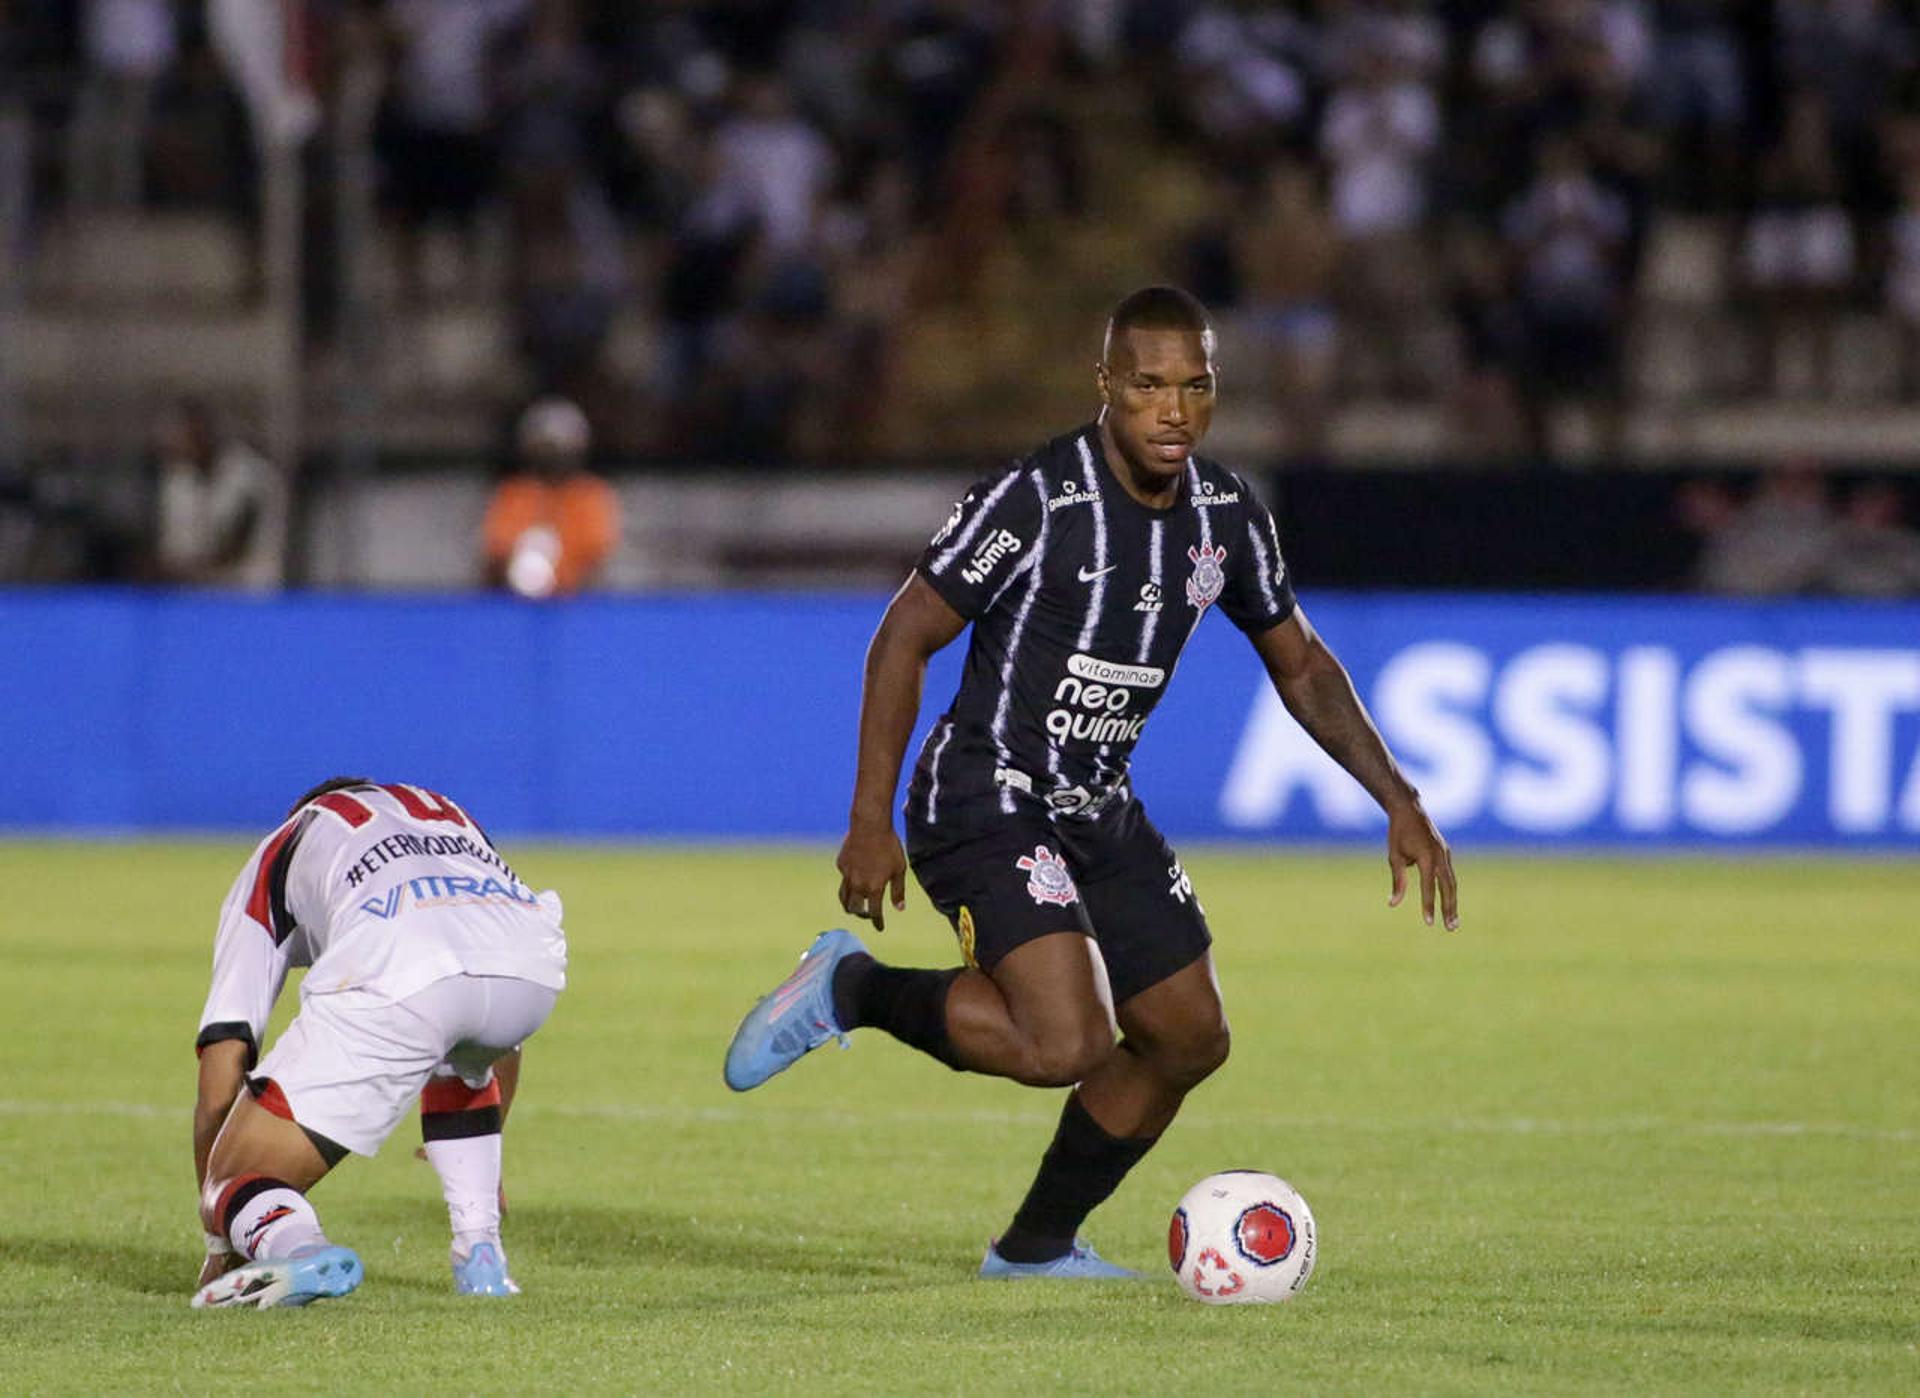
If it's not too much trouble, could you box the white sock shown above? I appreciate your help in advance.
[227,1183,327,1262]
[425,1133,502,1259]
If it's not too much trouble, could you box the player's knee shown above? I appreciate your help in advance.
[1158,1020,1231,1091]
[1022,1025,1117,1087]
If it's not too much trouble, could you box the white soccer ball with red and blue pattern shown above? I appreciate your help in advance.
[1168,1171,1315,1304]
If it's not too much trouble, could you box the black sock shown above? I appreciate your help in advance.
[832,953,964,1070]
[997,1093,1158,1263]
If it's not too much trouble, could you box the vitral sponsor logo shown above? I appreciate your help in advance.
[1049,652,1167,744]
[358,874,540,920]
[961,528,1023,585]
[1223,641,1920,837]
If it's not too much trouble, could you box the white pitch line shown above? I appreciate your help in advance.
[527,1104,1920,1144]
[4,1100,1914,1144]
[0,1101,175,1118]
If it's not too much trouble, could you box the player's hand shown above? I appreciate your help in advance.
[836,819,908,931]
[1386,801,1458,931]
[197,1247,241,1289]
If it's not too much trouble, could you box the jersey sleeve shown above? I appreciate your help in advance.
[914,464,1046,621]
[195,832,294,1068]
[1217,475,1297,635]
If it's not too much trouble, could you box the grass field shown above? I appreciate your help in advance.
[0,842,1915,1394]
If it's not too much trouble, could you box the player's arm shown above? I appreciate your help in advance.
[192,1039,252,1286]
[1248,608,1459,929]
[837,573,967,930]
[193,1040,250,1189]
[192,835,293,1276]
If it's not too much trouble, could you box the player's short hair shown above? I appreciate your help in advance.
[288,775,374,817]
[1103,286,1216,362]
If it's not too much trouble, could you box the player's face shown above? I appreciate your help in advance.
[1097,328,1217,485]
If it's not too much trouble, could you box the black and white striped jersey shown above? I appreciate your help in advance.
[906,424,1295,832]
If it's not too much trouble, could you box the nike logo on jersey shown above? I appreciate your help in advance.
[1077,564,1117,582]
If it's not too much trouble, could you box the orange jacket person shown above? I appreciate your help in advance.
[483,398,620,596]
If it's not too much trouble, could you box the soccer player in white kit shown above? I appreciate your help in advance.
[191,778,568,1309]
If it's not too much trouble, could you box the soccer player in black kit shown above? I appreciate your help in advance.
[726,286,1459,1277]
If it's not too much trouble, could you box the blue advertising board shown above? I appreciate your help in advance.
[5,590,1917,846]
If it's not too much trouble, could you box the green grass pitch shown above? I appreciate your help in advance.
[0,842,1915,1394]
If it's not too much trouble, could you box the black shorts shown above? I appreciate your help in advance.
[905,795,1211,1006]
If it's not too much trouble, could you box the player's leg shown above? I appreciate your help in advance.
[1077,952,1229,1138]
[843,820,1116,1081]
[988,812,1224,1271]
[835,930,1116,1084]
[195,1035,363,1309]
[200,1084,342,1256]
[726,822,1118,1091]
[414,975,558,1296]
[985,962,1225,1272]
[421,1063,514,1293]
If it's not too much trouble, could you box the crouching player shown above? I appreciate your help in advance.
[191,778,568,1309]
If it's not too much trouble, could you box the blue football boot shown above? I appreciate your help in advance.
[452,1241,520,1296]
[724,928,866,1091]
[190,1244,364,1310]
[978,1238,1141,1280]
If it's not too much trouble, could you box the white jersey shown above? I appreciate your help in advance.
[196,783,567,1062]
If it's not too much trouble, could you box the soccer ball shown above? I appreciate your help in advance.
[1168,1171,1316,1304]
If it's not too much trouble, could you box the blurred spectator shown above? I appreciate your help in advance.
[708,73,835,255]
[150,398,278,589]
[1742,91,1855,396]
[498,0,606,179]
[696,254,837,462]
[207,0,320,155]
[1503,132,1631,460]
[1819,481,1920,598]
[1647,0,1746,207]
[1444,225,1531,459]
[1320,20,1441,393]
[375,0,528,299]
[1677,463,1834,595]
[1775,0,1913,208]
[1229,158,1341,459]
[1887,163,1920,391]
[818,153,923,449]
[482,396,618,597]
[1168,4,1314,169]
[507,160,626,403]
[67,0,176,208]
[876,0,1001,213]
[998,102,1084,240]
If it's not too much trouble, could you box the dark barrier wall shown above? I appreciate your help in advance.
[6,590,1918,846]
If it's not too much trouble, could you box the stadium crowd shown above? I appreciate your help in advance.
[3,2,1920,591]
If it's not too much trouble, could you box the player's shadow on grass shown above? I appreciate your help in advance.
[348,1200,945,1294]
[0,1233,185,1297]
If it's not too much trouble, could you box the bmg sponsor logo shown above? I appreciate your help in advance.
[961,528,1023,585]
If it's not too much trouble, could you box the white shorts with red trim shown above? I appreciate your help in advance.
[252,974,558,1157]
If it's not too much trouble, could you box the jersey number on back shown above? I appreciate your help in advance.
[311,785,469,829]
[381,784,470,827]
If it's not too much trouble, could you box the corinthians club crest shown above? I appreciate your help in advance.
[1186,543,1228,611]
[1014,845,1078,907]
